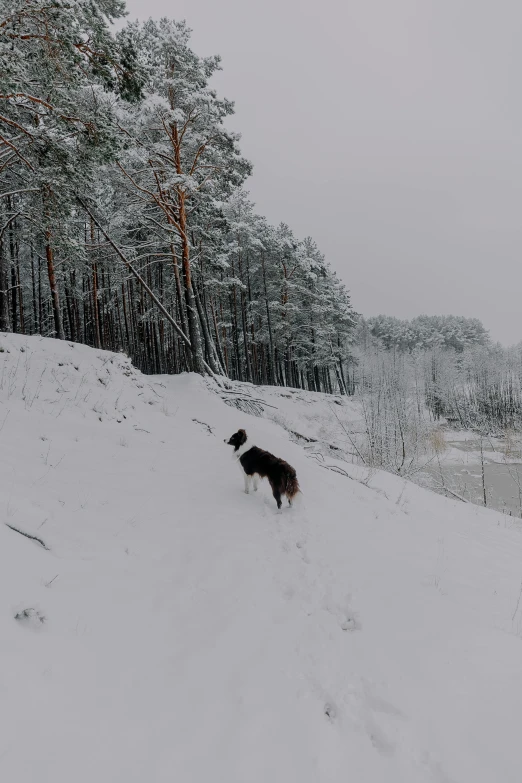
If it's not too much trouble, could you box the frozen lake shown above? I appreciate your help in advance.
[421,434,522,517]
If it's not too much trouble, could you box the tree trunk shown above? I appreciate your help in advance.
[210,295,227,372]
[43,188,64,340]
[193,279,221,374]
[44,230,65,340]
[178,195,204,374]
[38,256,43,336]
[90,219,102,349]
[31,248,38,333]
[169,243,191,371]
[261,253,276,384]
[0,237,9,332]
[9,216,18,333]
[167,111,204,374]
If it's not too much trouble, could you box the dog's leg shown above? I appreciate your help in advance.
[253,474,259,492]
[244,473,252,494]
[268,478,282,510]
[272,488,282,510]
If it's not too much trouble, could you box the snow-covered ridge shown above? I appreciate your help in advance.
[2,334,522,783]
[0,333,162,424]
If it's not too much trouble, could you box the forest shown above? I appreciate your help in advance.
[0,0,355,393]
[2,0,522,439]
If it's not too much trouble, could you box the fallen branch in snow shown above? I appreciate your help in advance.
[5,524,49,550]
[286,427,349,455]
[308,454,393,499]
[287,428,318,443]
[192,418,214,435]
[327,403,368,466]
[222,397,265,417]
[223,391,252,397]
[220,392,278,409]
[309,456,351,479]
[512,579,522,622]
[320,464,352,477]
[429,482,469,503]
[0,408,9,433]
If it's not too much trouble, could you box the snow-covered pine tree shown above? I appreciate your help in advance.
[0,0,143,338]
[114,19,251,374]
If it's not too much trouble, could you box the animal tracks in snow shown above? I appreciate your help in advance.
[295,539,310,564]
[270,501,425,769]
[276,509,363,636]
[323,701,338,722]
[366,719,396,756]
[339,613,362,632]
[13,606,46,631]
[320,588,363,633]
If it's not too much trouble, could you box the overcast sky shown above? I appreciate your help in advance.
[123,0,521,344]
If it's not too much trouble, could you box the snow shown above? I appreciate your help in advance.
[1,334,522,782]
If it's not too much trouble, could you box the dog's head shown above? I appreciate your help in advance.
[225,429,247,451]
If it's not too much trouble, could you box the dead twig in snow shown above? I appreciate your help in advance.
[512,579,522,622]
[429,481,469,503]
[192,418,214,435]
[5,523,49,550]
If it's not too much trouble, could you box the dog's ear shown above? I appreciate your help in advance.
[237,429,247,445]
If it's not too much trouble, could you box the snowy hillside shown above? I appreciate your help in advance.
[2,335,522,783]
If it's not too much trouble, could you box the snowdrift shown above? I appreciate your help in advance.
[1,334,522,783]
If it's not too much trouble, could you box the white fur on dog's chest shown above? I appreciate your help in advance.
[233,440,254,463]
[233,440,254,482]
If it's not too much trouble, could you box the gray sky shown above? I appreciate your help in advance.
[124,0,522,344]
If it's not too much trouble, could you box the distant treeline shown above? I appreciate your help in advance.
[359,314,489,352]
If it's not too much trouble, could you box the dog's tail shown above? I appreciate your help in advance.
[284,467,301,500]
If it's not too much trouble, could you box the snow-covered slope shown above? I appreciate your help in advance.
[2,334,522,782]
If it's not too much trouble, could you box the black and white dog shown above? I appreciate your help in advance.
[225,429,300,509]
